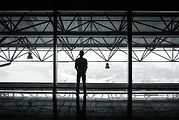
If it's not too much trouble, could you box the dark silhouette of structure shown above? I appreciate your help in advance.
[75,50,87,120]
[75,50,88,95]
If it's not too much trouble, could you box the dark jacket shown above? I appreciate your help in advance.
[75,57,88,74]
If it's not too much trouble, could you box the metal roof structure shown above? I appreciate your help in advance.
[1,11,179,63]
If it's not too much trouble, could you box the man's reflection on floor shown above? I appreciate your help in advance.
[76,93,86,120]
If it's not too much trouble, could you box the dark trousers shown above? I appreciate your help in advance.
[76,73,86,95]
[76,73,86,120]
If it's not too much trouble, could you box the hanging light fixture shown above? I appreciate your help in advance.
[105,63,110,69]
[27,52,33,59]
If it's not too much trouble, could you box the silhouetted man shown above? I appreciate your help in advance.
[75,50,88,95]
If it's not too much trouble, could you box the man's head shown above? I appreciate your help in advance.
[79,50,84,57]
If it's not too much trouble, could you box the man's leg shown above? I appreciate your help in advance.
[82,74,86,120]
[82,74,86,95]
[76,73,80,95]
[76,73,81,119]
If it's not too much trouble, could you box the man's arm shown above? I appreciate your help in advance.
[85,59,88,72]
[75,59,78,70]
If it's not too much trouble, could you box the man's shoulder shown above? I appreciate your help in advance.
[82,58,87,62]
[76,57,87,61]
[83,58,87,60]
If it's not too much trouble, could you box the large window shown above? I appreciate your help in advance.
[0,62,53,83]
[58,62,127,83]
[133,62,179,83]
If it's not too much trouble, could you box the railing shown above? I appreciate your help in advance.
[0,82,179,96]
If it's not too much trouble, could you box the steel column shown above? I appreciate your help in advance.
[127,10,132,120]
[53,9,58,120]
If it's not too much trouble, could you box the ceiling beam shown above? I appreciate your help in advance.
[1,31,179,37]
[1,43,179,48]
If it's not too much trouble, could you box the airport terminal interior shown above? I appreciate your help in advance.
[0,1,179,120]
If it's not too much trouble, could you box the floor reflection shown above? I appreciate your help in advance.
[76,93,86,120]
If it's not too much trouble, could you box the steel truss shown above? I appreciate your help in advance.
[1,11,179,64]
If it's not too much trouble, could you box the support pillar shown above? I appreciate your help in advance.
[53,9,58,120]
[127,10,132,120]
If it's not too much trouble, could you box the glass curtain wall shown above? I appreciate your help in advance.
[132,11,179,120]
[0,11,54,120]
[56,11,128,120]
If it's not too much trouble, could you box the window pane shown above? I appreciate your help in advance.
[133,62,179,83]
[58,62,127,83]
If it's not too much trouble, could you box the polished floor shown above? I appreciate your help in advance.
[0,93,179,120]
